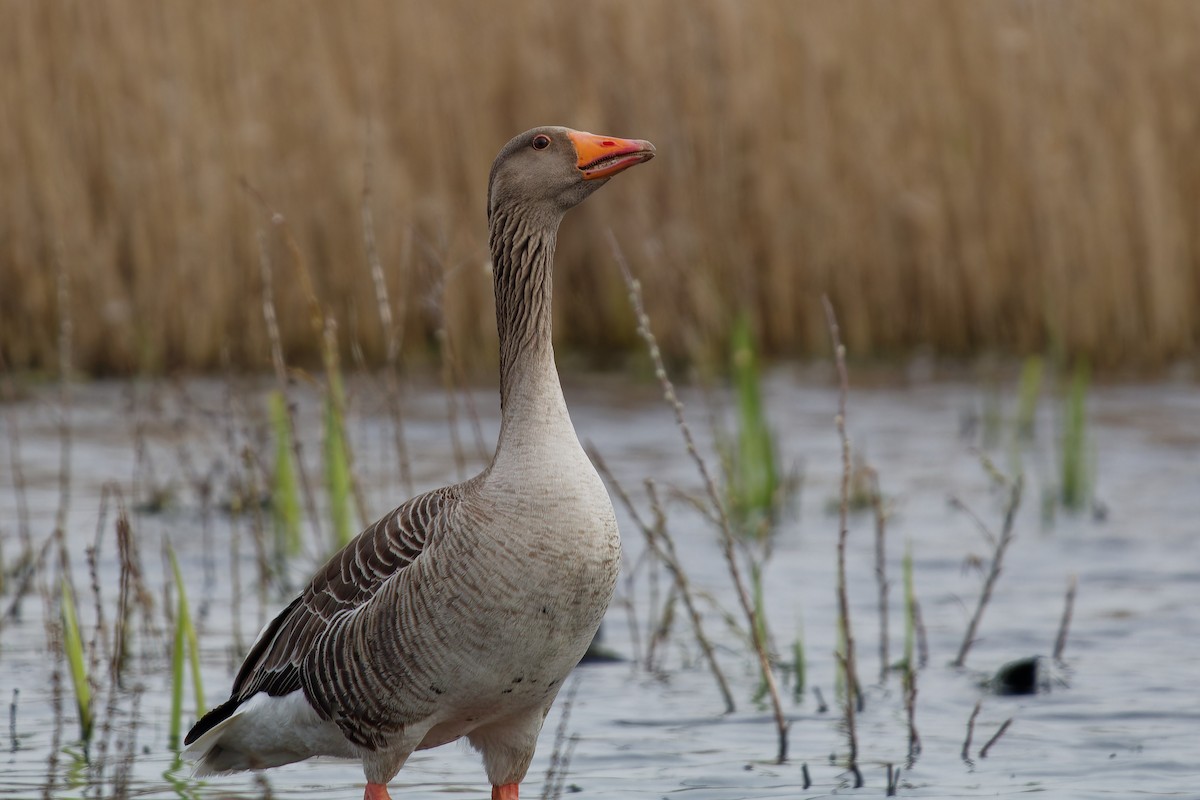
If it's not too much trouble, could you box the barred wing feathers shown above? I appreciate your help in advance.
[184,487,456,747]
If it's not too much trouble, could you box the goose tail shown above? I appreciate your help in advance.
[183,692,335,775]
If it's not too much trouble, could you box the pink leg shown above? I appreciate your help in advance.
[492,783,519,800]
[364,782,392,800]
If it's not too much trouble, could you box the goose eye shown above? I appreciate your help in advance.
[532,134,551,150]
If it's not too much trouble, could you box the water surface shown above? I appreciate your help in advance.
[0,373,1196,798]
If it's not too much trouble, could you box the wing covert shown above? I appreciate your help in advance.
[229,486,455,703]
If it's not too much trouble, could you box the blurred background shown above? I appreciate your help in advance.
[3,0,1199,376]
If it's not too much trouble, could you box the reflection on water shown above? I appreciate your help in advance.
[0,373,1197,798]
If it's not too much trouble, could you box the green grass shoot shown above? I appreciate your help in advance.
[1060,360,1091,511]
[1015,356,1043,440]
[727,313,779,538]
[791,624,806,703]
[60,578,93,742]
[268,390,302,560]
[167,546,204,751]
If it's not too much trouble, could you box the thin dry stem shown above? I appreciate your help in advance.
[611,234,787,761]
[257,229,326,551]
[362,146,414,496]
[953,475,1025,668]
[1053,574,1078,662]
[646,480,737,712]
[822,294,860,773]
[540,679,580,800]
[979,717,1014,759]
[323,317,370,527]
[54,246,72,541]
[869,468,889,684]
[962,699,982,764]
[913,596,929,669]
[0,351,32,558]
[112,510,134,685]
[904,653,921,766]
[591,449,735,711]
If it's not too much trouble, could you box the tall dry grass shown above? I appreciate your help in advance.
[2,0,1199,374]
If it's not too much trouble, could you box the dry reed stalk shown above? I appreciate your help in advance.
[85,488,114,688]
[644,584,678,675]
[979,717,1014,759]
[42,660,64,800]
[591,450,735,711]
[257,228,326,552]
[431,267,490,478]
[952,474,1024,668]
[90,498,135,787]
[645,479,737,710]
[8,689,16,753]
[1053,574,1078,662]
[54,245,72,540]
[0,352,36,620]
[0,353,32,560]
[612,235,788,761]
[904,663,921,767]
[114,506,156,645]
[242,448,272,627]
[886,763,901,797]
[111,512,132,682]
[324,316,370,529]
[6,3,1200,374]
[812,685,828,714]
[821,295,861,778]
[613,563,644,670]
[39,546,68,797]
[361,146,414,496]
[913,596,929,669]
[869,468,889,684]
[218,367,248,653]
[962,699,982,763]
[540,679,581,800]
[249,179,371,537]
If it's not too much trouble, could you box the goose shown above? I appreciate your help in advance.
[184,127,655,800]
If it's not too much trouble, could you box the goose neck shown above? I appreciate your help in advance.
[489,206,565,429]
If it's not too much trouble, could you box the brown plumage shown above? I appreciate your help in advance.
[185,126,654,800]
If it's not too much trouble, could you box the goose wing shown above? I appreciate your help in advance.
[185,486,456,745]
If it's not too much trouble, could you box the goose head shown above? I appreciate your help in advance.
[487,126,655,224]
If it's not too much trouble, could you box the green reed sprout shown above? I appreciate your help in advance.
[60,579,93,742]
[1015,356,1043,440]
[791,625,807,703]
[727,314,779,539]
[168,547,204,750]
[1060,360,1091,511]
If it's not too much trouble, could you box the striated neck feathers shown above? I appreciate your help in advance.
[488,202,563,424]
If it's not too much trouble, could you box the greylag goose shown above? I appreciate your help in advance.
[184,127,655,800]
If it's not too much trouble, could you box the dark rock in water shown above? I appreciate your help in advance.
[580,625,623,664]
[991,656,1041,695]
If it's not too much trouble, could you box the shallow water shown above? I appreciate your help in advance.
[0,371,1197,798]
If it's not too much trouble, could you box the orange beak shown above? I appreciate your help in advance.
[567,130,656,180]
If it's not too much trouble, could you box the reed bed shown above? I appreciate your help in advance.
[3,1,1199,375]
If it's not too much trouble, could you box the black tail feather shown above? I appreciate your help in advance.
[184,696,243,746]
